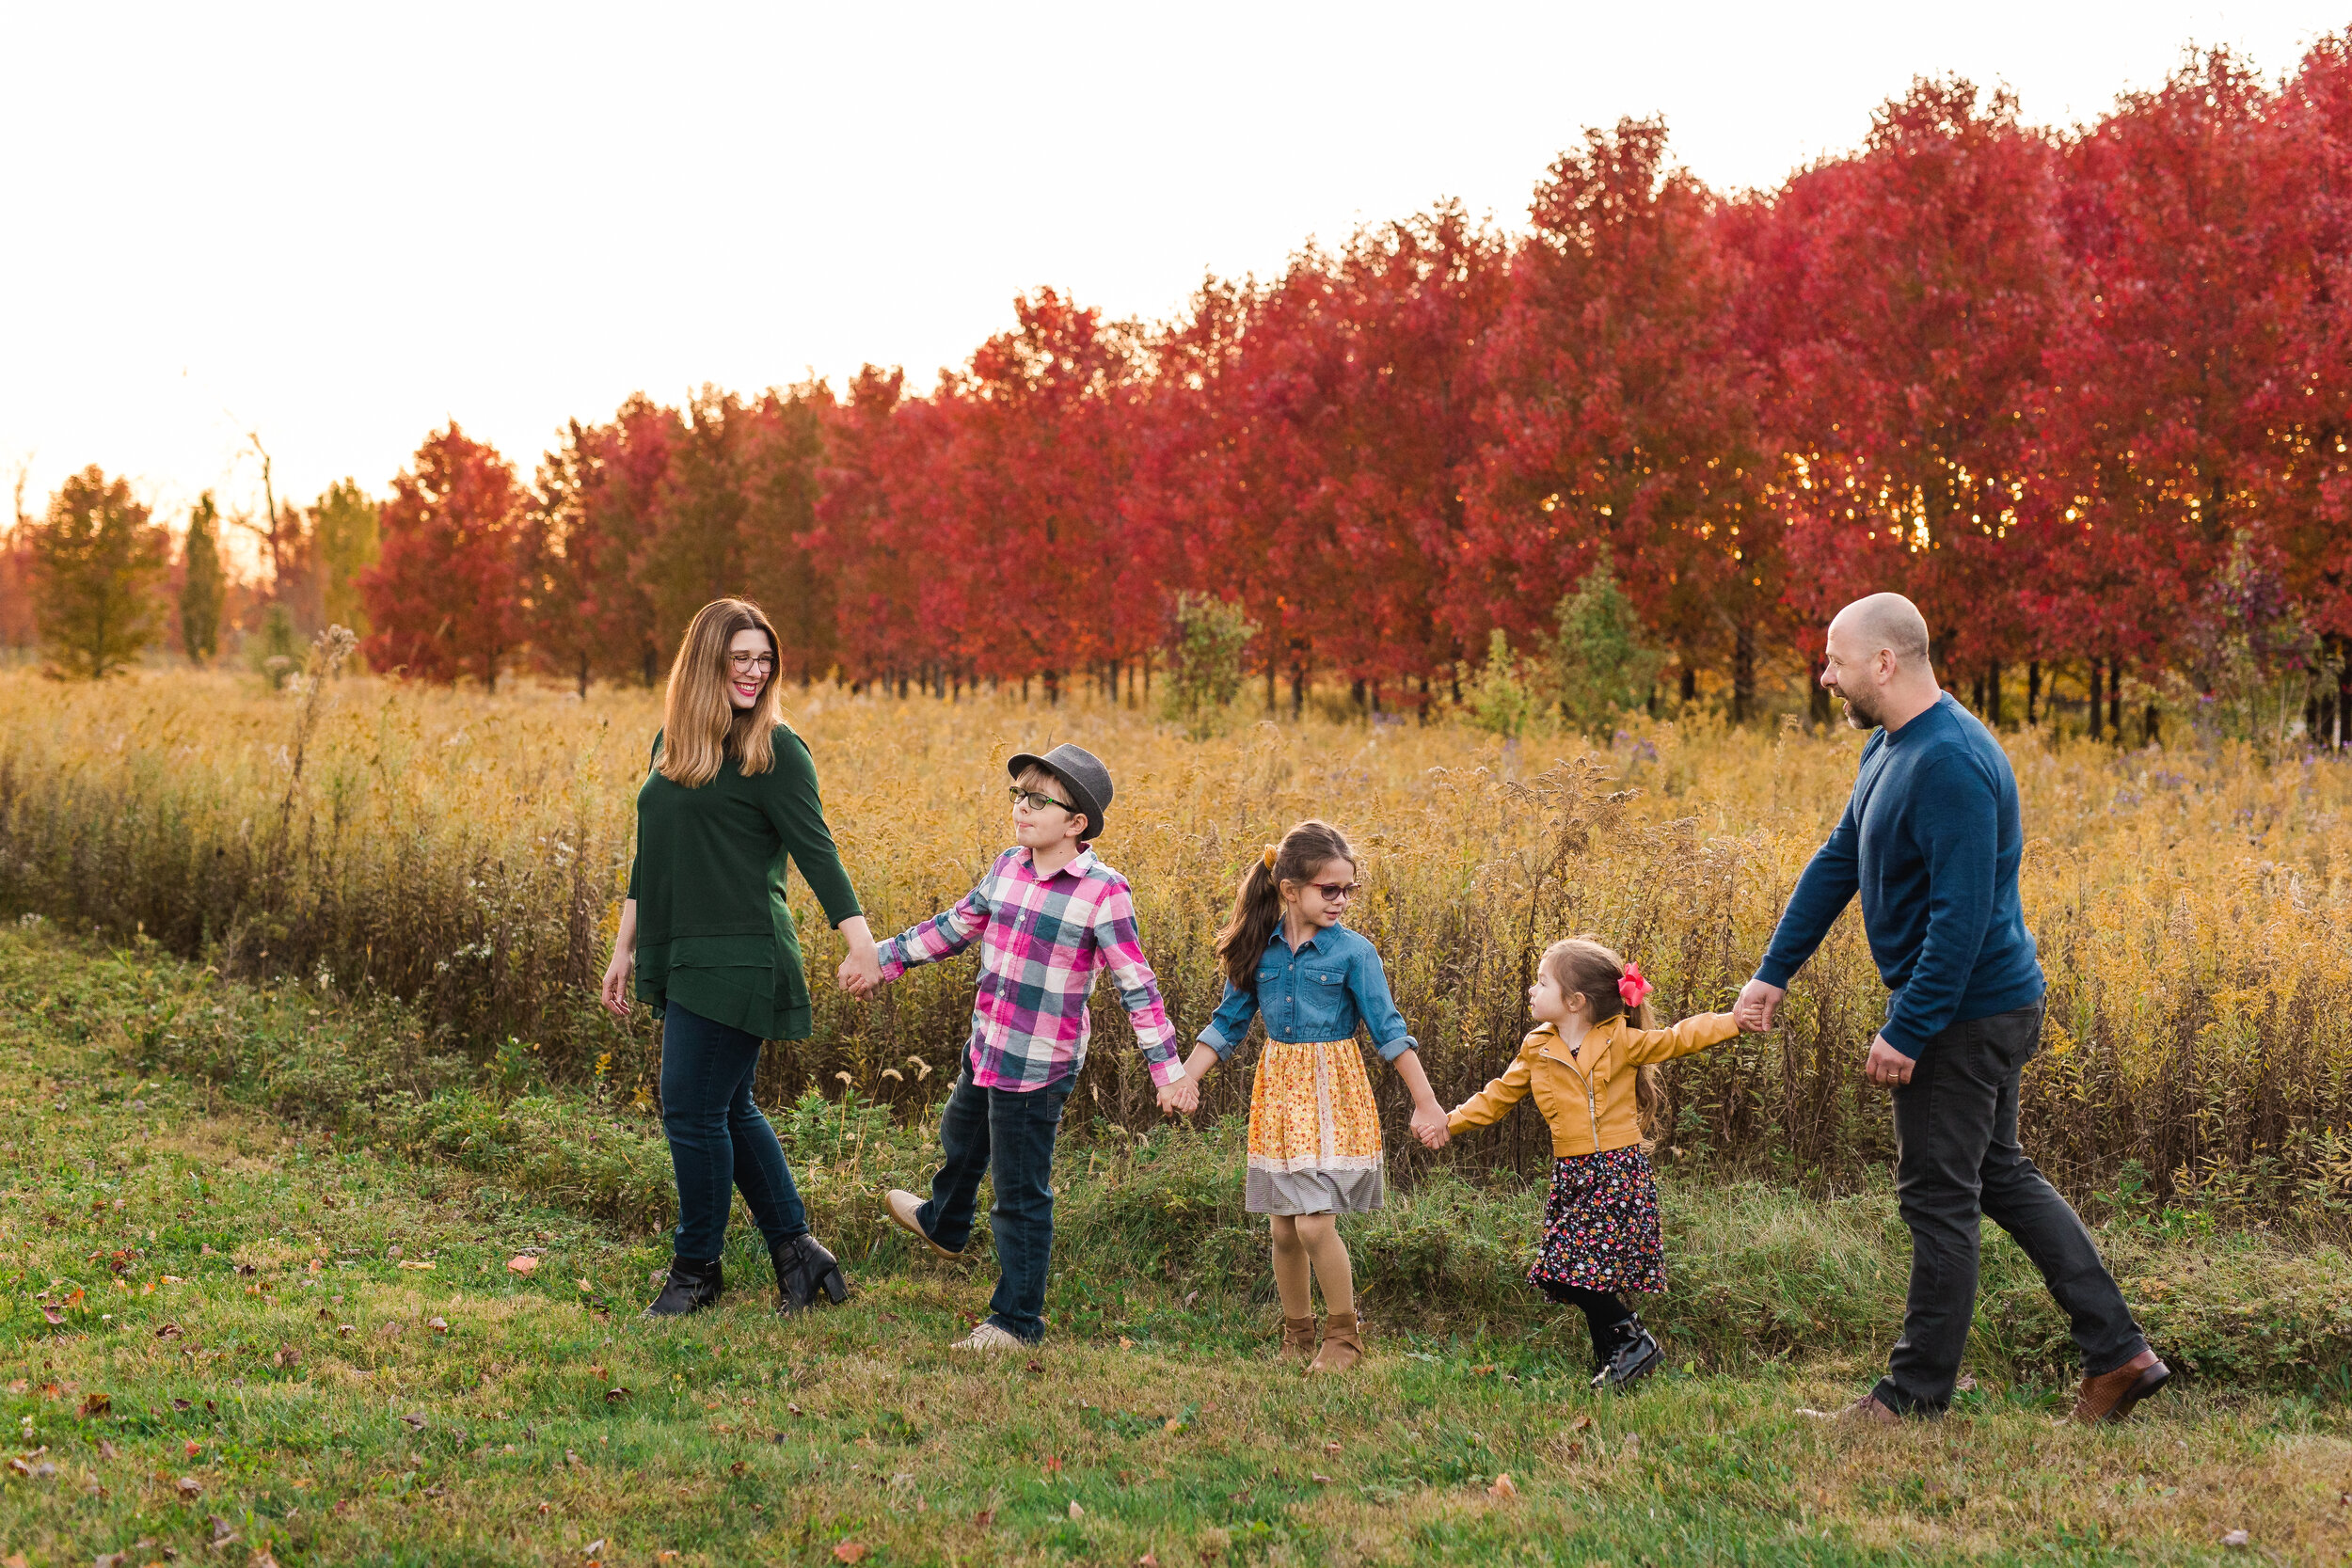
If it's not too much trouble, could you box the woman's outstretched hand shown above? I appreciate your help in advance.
[1411,1102,1451,1149]
[598,946,634,1021]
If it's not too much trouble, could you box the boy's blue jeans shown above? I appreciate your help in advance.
[917,1068,1072,1343]
[660,1002,808,1262]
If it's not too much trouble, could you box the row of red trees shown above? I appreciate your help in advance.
[119,46,2352,727]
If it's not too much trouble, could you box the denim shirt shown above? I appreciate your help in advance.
[1197,924,1419,1062]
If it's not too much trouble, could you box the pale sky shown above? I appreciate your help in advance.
[4,1,2344,550]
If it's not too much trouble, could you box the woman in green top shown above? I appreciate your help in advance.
[600,598,883,1318]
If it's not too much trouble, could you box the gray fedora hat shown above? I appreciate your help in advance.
[1007,743,1113,843]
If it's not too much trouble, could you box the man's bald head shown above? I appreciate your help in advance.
[1831,594,1932,672]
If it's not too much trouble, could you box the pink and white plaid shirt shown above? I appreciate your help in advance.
[876,846,1184,1091]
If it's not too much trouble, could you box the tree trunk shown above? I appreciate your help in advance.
[577,651,589,700]
[1732,626,1755,723]
[2026,661,2041,725]
[2144,701,2162,746]
[1291,660,1306,719]
[1987,660,2003,726]
[2108,661,2122,743]
[2086,658,2103,739]
[1679,664,1697,707]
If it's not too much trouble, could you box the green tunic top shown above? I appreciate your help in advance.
[627,725,862,1040]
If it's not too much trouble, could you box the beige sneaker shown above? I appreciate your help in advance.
[951,1322,1025,1353]
[884,1189,957,1259]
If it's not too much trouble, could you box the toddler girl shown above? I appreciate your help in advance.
[1440,936,1752,1390]
[1175,820,1448,1373]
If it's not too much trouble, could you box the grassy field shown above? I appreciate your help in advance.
[5,928,2351,1565]
[0,671,2348,1226]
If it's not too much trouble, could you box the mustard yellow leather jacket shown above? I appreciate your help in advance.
[1446,1012,1740,1157]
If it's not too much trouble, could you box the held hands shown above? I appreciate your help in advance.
[1733,977,1785,1033]
[1410,1101,1452,1150]
[1155,1076,1200,1117]
[836,939,883,997]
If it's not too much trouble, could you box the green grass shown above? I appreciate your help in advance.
[2,927,2349,1565]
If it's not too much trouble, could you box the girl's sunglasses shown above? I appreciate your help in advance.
[1306,880,1363,901]
[1009,785,1074,814]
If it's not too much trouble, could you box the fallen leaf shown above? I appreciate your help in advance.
[585,1541,606,1557]
[1118,1336,1136,1349]
[2222,1531,2250,1549]
[1324,1439,1342,1454]
[400,1413,427,1430]
[80,1391,111,1417]
[98,1437,119,1458]
[172,1399,192,1411]
[975,1508,995,1527]
[1025,1358,1043,1373]
[154,1323,182,1339]
[1488,1472,1518,1499]
[1311,1473,1331,1484]
[176,1475,202,1499]
[39,1307,62,1326]
[185,1439,202,1457]
[787,1402,804,1417]
[428,1317,449,1334]
[730,1459,748,1476]
[576,1278,593,1292]
[833,1544,869,1564]
[1570,1414,1593,1432]
[336,1324,355,1337]
[1139,1554,1162,1568]
[5,1553,29,1568]
[211,1514,237,1541]
[1068,1499,1085,1518]
[605,1387,629,1402]
[3,1458,25,1477]
[1473,1364,1496,1376]
[252,1552,281,1568]
[507,1256,539,1276]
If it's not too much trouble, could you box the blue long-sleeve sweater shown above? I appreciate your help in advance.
[1756,693,2043,1058]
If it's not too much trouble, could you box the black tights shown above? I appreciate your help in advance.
[1540,1279,1632,1358]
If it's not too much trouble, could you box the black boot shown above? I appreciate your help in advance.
[644,1256,723,1318]
[1591,1314,1663,1392]
[771,1234,850,1316]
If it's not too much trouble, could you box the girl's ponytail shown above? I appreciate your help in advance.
[1215,820,1356,993]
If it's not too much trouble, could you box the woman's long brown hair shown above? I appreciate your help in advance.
[1541,934,1667,1136]
[658,598,786,787]
[1215,820,1356,992]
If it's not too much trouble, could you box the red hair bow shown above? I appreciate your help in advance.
[1617,962,1652,1008]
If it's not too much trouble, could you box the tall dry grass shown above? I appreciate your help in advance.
[1,666,2348,1227]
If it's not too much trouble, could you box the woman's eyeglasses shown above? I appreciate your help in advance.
[727,652,777,674]
[1009,785,1074,814]
[1307,881,1363,901]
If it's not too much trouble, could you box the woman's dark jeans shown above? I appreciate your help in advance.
[916,1069,1071,1343]
[660,1002,807,1263]
[1875,1002,2146,1415]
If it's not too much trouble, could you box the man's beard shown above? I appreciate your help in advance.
[1840,690,1883,731]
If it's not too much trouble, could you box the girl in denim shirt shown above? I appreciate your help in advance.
[1175,820,1449,1373]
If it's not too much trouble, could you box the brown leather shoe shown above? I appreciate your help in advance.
[2072,1349,2169,1423]
[883,1189,957,1259]
[1836,1392,1902,1426]
[1279,1314,1318,1364]
[1306,1310,1363,1374]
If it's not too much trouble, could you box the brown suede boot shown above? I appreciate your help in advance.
[1307,1310,1363,1374]
[1279,1315,1318,1364]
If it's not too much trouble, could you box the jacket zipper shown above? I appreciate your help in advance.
[1536,1040,1604,1149]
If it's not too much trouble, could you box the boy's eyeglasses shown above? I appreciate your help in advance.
[1308,881,1363,901]
[727,652,777,673]
[1009,786,1074,814]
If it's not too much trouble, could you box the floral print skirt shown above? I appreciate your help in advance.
[1527,1146,1666,1296]
[1245,1039,1385,1215]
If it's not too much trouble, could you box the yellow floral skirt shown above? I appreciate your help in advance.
[1245,1039,1386,1215]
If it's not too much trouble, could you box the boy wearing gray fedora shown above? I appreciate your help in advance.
[850,742,1195,1350]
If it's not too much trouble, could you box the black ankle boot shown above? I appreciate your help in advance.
[771,1234,850,1316]
[1591,1314,1663,1392]
[644,1256,723,1318]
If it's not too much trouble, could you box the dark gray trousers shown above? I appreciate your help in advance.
[1875,1002,2147,1415]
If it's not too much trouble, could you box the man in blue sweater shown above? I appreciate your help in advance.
[1736,594,2165,1424]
